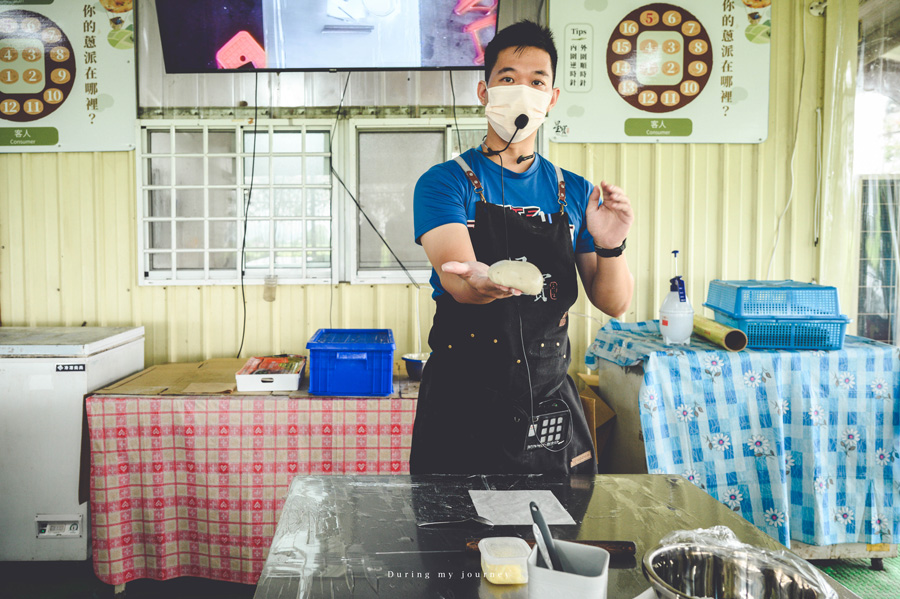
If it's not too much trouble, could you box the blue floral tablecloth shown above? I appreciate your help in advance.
[585,320,900,547]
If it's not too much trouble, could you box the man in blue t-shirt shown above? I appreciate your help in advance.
[409,21,634,475]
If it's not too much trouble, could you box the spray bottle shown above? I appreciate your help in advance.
[659,250,693,345]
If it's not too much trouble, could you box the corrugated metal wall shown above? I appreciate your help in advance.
[0,1,860,369]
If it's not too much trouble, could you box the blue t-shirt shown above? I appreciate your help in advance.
[414,148,596,297]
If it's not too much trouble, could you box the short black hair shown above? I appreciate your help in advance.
[483,20,558,85]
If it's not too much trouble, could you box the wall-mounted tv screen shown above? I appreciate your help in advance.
[155,0,499,73]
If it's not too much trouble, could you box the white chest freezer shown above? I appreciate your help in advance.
[0,326,144,561]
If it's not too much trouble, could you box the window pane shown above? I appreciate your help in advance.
[209,130,235,153]
[210,221,237,249]
[273,156,302,184]
[275,251,303,266]
[176,221,203,249]
[148,130,170,154]
[210,251,237,269]
[176,252,203,269]
[247,188,269,217]
[305,156,330,184]
[306,188,330,216]
[175,188,203,217]
[306,220,330,248]
[306,131,329,152]
[357,131,439,269]
[209,157,235,185]
[209,188,237,217]
[149,252,171,270]
[272,131,302,153]
[149,222,171,249]
[246,220,269,248]
[244,156,269,184]
[275,220,303,248]
[451,128,488,156]
[174,130,203,154]
[244,250,269,270]
[149,189,170,217]
[274,188,303,217]
[307,250,330,268]
[243,131,269,153]
[176,157,204,185]
[147,157,171,186]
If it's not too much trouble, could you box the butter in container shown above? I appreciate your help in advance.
[478,537,530,585]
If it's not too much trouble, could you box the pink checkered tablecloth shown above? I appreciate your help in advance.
[86,395,416,586]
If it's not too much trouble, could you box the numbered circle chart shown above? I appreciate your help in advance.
[0,9,75,122]
[606,3,712,113]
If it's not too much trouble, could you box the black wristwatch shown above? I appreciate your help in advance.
[594,238,626,258]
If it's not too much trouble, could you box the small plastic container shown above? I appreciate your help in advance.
[527,540,609,598]
[478,537,530,585]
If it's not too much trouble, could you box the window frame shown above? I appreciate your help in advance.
[136,119,336,286]
[856,174,900,344]
[136,115,542,287]
[343,116,487,285]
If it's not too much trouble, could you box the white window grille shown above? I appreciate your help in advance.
[137,122,333,285]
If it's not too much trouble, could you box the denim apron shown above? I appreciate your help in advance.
[409,155,596,474]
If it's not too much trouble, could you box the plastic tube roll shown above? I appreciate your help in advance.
[693,315,748,352]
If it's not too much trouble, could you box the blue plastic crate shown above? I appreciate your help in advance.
[705,280,840,318]
[711,309,849,350]
[306,329,395,397]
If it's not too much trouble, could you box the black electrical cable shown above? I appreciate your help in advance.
[330,72,351,148]
[482,116,527,259]
[490,119,570,453]
[236,71,260,359]
[448,71,463,154]
[326,71,420,327]
[328,72,351,328]
[331,168,421,288]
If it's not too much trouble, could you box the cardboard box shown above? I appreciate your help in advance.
[235,356,306,392]
[96,358,245,395]
[577,373,616,459]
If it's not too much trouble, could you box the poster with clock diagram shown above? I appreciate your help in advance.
[0,1,135,152]
[548,1,771,144]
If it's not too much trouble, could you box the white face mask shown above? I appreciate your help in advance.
[484,84,552,143]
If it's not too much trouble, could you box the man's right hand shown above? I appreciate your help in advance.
[441,261,522,303]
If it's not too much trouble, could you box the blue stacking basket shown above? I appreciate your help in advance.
[306,329,395,396]
[704,280,849,350]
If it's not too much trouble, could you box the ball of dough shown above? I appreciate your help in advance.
[487,260,544,295]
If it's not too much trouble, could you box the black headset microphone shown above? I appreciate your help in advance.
[483,114,535,164]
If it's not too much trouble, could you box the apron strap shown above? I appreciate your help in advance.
[554,164,567,214]
[453,155,487,203]
[454,154,567,213]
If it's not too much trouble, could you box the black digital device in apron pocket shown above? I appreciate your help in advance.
[409,155,596,475]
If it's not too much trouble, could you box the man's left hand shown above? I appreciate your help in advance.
[586,181,633,249]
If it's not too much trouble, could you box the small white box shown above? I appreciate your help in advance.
[479,536,530,584]
[235,356,306,392]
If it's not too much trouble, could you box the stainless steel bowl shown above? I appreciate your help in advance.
[643,543,831,599]
[402,353,429,381]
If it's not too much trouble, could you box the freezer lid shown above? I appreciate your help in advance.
[0,326,145,357]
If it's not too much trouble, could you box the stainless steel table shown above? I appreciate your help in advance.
[254,474,859,599]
